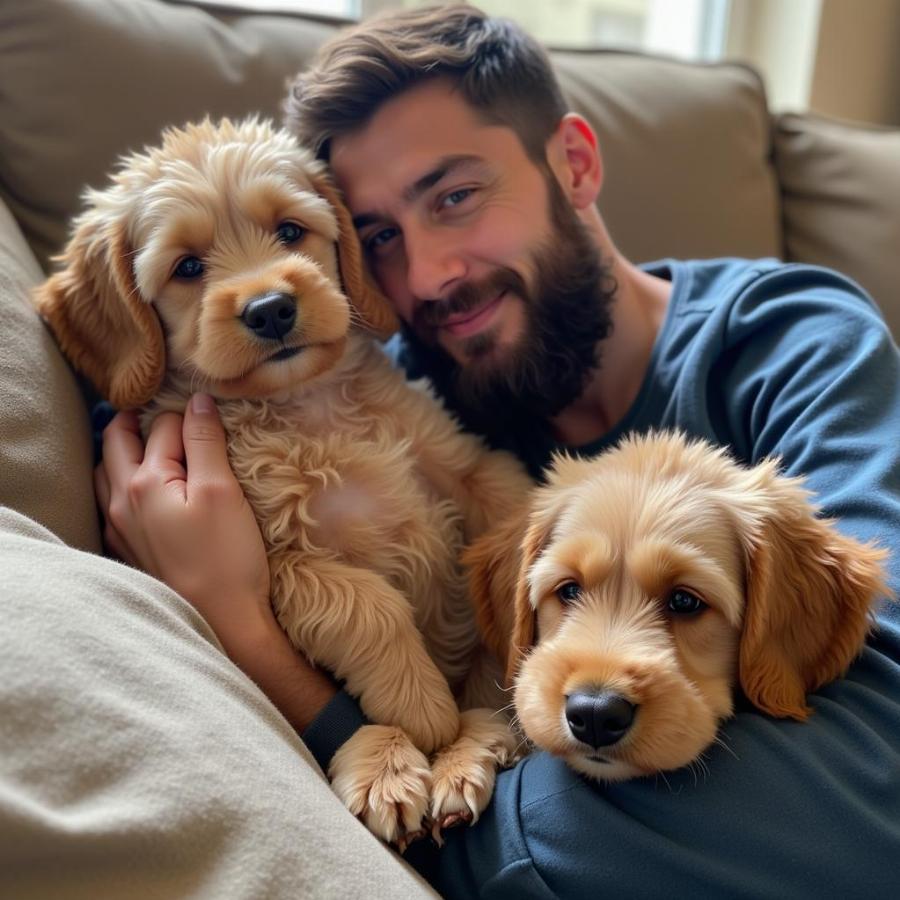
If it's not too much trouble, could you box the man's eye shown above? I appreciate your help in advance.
[665,589,707,616]
[276,221,305,245]
[440,187,474,209]
[365,227,399,253]
[556,581,582,604]
[174,256,204,279]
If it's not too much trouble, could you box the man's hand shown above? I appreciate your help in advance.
[95,394,272,656]
[94,393,337,730]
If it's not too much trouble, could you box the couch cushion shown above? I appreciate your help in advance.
[0,0,338,269]
[554,52,781,265]
[775,112,900,341]
[0,196,101,552]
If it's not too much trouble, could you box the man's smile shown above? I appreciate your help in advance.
[441,291,507,339]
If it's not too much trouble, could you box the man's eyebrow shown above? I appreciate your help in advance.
[351,154,484,230]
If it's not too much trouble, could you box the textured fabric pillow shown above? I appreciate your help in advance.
[775,112,900,342]
[0,197,100,552]
[554,51,781,265]
[0,508,436,899]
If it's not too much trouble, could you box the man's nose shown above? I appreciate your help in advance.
[404,226,466,301]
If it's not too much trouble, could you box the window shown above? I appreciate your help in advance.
[203,0,730,59]
[364,1,730,58]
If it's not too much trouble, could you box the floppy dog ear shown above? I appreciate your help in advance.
[464,506,531,678]
[308,171,399,341]
[466,457,587,686]
[33,211,165,409]
[733,462,888,720]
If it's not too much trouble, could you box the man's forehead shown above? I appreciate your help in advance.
[329,84,522,219]
[330,83,478,181]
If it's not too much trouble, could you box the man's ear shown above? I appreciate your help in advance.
[32,209,165,409]
[308,170,399,340]
[546,113,603,210]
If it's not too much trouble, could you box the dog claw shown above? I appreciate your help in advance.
[429,809,473,846]
[396,828,426,855]
[442,810,472,829]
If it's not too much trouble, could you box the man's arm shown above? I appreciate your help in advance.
[95,397,338,733]
[720,264,900,606]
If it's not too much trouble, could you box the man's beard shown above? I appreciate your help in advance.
[400,178,616,447]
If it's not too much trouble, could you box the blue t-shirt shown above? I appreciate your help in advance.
[305,259,900,897]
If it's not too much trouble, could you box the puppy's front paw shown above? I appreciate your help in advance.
[429,708,519,843]
[329,724,432,847]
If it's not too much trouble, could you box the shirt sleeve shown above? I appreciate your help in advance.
[720,264,900,610]
[301,689,368,772]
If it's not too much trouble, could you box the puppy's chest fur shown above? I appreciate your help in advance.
[148,338,476,682]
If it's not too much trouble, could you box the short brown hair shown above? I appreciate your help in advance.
[285,4,568,163]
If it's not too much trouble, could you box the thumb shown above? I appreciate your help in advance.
[183,393,231,485]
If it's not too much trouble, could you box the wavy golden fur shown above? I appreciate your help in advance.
[34,117,530,844]
[466,431,889,781]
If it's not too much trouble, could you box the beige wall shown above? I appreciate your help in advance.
[809,0,900,126]
[724,0,823,112]
[724,0,900,126]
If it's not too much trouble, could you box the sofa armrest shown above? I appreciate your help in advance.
[775,112,900,342]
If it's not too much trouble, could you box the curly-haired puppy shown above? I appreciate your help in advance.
[467,431,888,781]
[34,117,529,844]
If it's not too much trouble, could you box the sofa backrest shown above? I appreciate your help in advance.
[0,0,780,265]
[0,0,896,340]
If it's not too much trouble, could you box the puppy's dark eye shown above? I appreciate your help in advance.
[666,589,707,616]
[276,221,305,245]
[174,256,204,279]
[556,581,582,604]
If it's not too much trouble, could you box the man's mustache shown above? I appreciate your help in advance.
[414,269,526,330]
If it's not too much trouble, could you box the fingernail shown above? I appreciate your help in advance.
[191,393,216,414]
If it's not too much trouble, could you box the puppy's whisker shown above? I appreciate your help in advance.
[697,756,711,779]
[711,734,740,763]
[346,306,368,331]
[510,730,530,757]
[687,756,709,786]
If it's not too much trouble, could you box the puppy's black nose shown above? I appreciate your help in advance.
[565,690,636,749]
[241,291,296,341]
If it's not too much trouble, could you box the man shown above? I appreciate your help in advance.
[98,5,900,897]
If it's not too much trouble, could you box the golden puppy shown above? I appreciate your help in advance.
[34,117,529,843]
[467,431,889,781]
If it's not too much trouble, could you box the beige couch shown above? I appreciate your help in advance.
[1,1,898,896]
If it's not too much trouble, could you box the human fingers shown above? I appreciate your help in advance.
[100,410,145,488]
[94,459,111,514]
[142,411,188,485]
[181,394,234,495]
[94,461,137,566]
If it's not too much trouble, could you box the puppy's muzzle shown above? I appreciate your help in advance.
[241,291,297,341]
[565,689,637,750]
